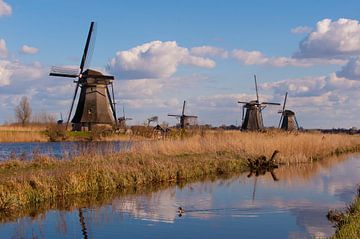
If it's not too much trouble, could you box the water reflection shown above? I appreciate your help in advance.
[1,154,359,239]
[0,141,131,160]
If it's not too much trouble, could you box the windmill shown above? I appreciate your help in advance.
[57,113,63,125]
[147,116,158,127]
[238,75,280,131]
[118,106,132,129]
[168,100,198,129]
[49,22,117,131]
[278,92,299,131]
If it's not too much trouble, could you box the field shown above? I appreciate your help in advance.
[1,130,360,221]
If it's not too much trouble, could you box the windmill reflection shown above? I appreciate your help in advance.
[78,208,88,239]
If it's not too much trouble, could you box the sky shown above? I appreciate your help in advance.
[1,0,360,128]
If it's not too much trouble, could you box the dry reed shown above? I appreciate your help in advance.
[131,131,360,163]
[0,131,360,218]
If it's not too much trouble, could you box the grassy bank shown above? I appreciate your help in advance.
[331,186,360,239]
[0,124,136,142]
[0,131,360,218]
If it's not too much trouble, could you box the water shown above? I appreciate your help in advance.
[0,141,131,160]
[0,155,359,239]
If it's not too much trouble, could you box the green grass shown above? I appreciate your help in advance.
[331,187,360,239]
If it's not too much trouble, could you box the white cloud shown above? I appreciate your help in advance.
[291,26,312,34]
[0,0,11,17]
[262,73,360,97]
[295,18,360,58]
[336,57,360,80]
[190,46,228,58]
[0,38,8,58]
[107,41,215,80]
[0,60,12,86]
[20,45,39,55]
[231,49,345,67]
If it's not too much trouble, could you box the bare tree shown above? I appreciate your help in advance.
[15,96,32,126]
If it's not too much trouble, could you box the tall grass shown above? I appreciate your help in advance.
[0,131,359,218]
[132,131,360,163]
[0,125,48,142]
[331,186,360,239]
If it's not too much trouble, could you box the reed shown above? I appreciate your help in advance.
[131,131,360,163]
[0,131,360,218]
[0,131,47,143]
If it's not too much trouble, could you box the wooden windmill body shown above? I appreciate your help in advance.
[168,101,198,129]
[278,92,299,131]
[49,22,117,131]
[238,75,280,131]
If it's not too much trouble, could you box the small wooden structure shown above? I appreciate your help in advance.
[153,124,170,139]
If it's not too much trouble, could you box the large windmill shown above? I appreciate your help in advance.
[168,101,198,129]
[238,75,280,131]
[49,22,117,131]
[278,92,299,131]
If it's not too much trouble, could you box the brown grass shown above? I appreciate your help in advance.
[0,131,359,219]
[0,125,48,143]
[132,131,360,163]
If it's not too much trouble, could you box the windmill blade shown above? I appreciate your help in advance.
[182,100,186,116]
[282,92,288,112]
[110,82,117,125]
[242,105,245,121]
[254,75,259,103]
[66,81,80,129]
[278,115,283,128]
[185,115,198,118]
[80,21,96,74]
[262,102,281,105]
[168,114,181,117]
[122,105,125,117]
[238,101,248,104]
[106,84,117,125]
[49,66,79,78]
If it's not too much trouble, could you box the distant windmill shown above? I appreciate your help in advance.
[278,92,299,131]
[238,75,280,131]
[49,22,117,131]
[168,100,198,129]
[57,113,63,125]
[118,106,132,128]
[147,116,158,127]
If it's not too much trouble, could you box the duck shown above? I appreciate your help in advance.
[177,206,185,216]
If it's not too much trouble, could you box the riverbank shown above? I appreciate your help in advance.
[330,186,360,239]
[0,125,136,142]
[0,131,360,218]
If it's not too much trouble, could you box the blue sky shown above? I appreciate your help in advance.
[1,0,360,128]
